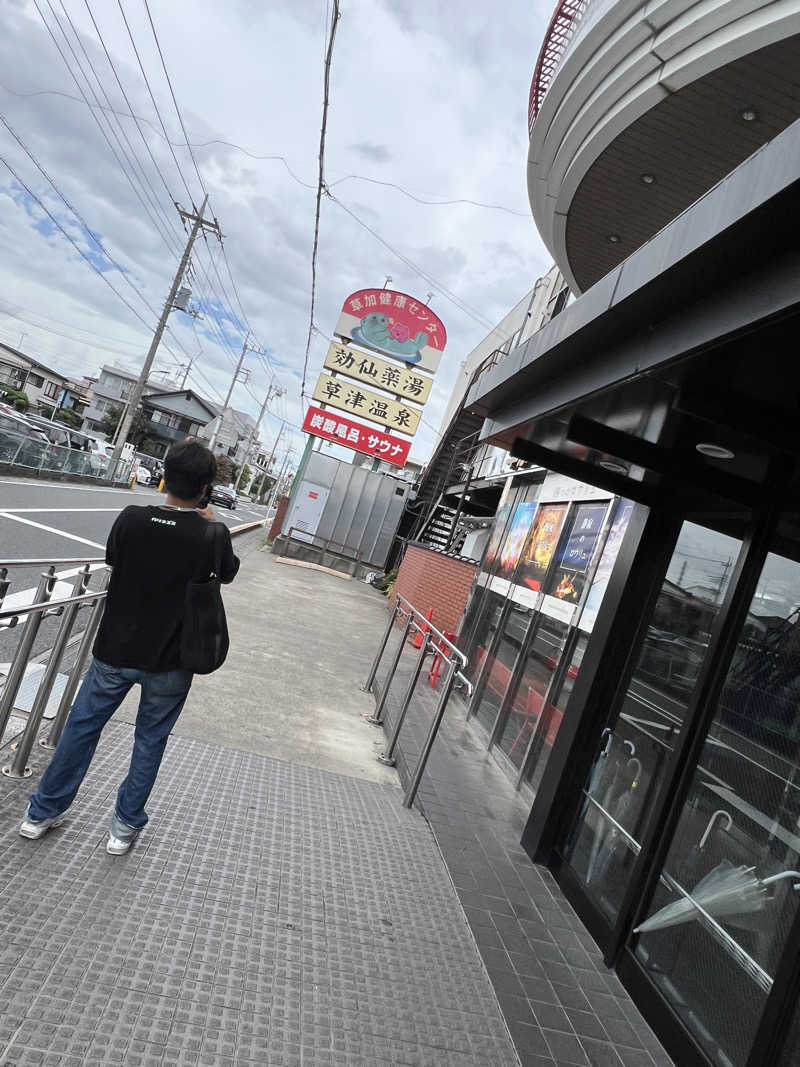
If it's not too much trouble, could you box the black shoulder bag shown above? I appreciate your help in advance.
[180,521,230,674]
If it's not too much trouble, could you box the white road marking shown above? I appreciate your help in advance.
[0,512,105,549]
[0,508,122,513]
[0,478,160,496]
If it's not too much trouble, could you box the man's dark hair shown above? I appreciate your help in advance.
[163,440,216,500]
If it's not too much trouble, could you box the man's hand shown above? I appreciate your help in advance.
[196,505,217,522]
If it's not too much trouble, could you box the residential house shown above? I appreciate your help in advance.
[141,390,218,458]
[0,343,90,415]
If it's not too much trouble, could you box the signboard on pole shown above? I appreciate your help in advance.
[323,341,433,405]
[302,405,411,466]
[334,289,446,375]
[312,373,421,436]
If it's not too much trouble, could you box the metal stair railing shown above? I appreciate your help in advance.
[0,557,110,778]
[361,594,472,808]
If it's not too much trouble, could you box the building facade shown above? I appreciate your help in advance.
[458,96,800,1067]
[0,343,88,415]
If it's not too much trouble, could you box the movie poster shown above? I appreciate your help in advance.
[517,503,568,591]
[483,501,513,573]
[547,502,609,603]
[497,502,537,581]
[579,500,634,631]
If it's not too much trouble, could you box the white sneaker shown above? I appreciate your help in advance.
[19,809,67,840]
[106,833,134,855]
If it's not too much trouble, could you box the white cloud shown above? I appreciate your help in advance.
[0,0,553,462]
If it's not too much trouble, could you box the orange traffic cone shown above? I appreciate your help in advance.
[412,608,433,648]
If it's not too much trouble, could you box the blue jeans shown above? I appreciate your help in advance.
[28,657,193,833]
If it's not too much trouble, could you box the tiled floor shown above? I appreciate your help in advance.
[374,635,674,1067]
[0,721,519,1066]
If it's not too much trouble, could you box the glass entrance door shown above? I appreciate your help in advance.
[561,521,742,923]
[632,548,800,1067]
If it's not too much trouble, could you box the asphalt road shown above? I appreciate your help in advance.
[0,476,273,663]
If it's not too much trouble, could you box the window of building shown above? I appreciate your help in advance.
[28,373,44,388]
[43,381,59,399]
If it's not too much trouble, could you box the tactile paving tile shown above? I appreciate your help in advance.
[0,720,519,1066]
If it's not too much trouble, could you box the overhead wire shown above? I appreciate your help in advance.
[115,0,194,203]
[31,0,179,256]
[142,0,207,198]
[53,0,182,256]
[81,0,179,210]
[300,0,340,404]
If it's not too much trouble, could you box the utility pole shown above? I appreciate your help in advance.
[179,357,194,389]
[233,382,284,494]
[110,195,217,473]
[208,332,265,452]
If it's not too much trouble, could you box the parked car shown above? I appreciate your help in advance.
[136,453,164,482]
[210,485,237,509]
[0,406,49,465]
[134,463,152,485]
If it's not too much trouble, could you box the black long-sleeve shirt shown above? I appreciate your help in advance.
[94,505,239,673]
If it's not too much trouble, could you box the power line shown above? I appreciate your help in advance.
[54,0,182,255]
[142,0,206,198]
[328,192,494,330]
[31,0,178,255]
[327,174,529,217]
[0,80,529,214]
[115,0,194,203]
[301,0,340,404]
[82,0,179,209]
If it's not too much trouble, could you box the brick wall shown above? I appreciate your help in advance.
[391,543,477,635]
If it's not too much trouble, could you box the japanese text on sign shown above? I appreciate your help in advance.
[301,405,411,467]
[323,342,433,405]
[312,373,421,436]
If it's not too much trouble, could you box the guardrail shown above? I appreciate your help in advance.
[362,594,471,808]
[0,520,265,779]
[0,422,133,483]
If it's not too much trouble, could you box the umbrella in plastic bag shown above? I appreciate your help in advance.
[635,862,800,934]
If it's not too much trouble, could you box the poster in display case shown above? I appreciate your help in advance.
[579,500,634,632]
[517,503,568,591]
[483,500,513,572]
[497,502,537,580]
[548,502,609,604]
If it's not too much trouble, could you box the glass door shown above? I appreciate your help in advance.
[631,548,800,1067]
[561,521,742,924]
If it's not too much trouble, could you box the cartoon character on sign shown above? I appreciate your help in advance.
[352,313,429,364]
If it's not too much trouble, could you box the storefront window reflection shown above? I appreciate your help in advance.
[563,522,741,922]
[634,549,800,1067]
[496,615,570,771]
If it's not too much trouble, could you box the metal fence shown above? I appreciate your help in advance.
[0,558,109,779]
[362,594,471,808]
[0,423,132,482]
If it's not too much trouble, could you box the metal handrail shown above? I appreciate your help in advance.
[361,594,471,808]
[0,588,109,623]
[1,558,106,566]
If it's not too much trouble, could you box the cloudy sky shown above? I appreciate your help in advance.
[0,0,552,466]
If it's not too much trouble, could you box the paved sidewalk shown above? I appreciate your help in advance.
[0,550,520,1066]
[0,722,518,1066]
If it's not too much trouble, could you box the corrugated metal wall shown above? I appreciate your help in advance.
[286,452,409,568]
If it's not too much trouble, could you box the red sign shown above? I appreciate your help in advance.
[334,288,446,375]
[302,405,411,467]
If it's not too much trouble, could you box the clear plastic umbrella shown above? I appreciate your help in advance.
[635,862,800,934]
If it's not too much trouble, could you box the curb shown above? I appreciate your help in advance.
[229,520,266,537]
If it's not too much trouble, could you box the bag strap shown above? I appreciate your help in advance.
[209,521,225,579]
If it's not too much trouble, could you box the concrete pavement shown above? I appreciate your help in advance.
[0,541,520,1067]
[116,547,398,786]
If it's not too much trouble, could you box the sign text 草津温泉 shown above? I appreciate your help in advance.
[312,373,421,436]
[323,341,433,405]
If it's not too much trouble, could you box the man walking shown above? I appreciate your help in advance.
[20,440,239,854]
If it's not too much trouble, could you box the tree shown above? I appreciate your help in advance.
[238,463,252,492]
[0,387,29,411]
[99,405,152,449]
[215,454,236,486]
[53,408,82,429]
